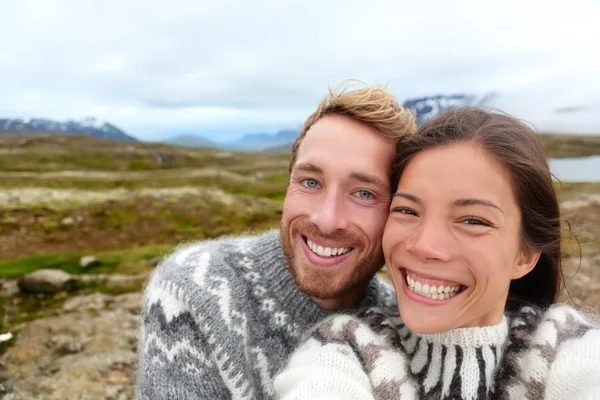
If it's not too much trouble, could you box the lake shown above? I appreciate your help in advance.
[550,156,600,182]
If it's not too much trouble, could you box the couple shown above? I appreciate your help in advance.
[135,83,600,399]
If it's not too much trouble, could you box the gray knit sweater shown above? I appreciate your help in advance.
[135,229,396,399]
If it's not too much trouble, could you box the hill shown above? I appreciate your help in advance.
[163,135,220,148]
[0,117,137,142]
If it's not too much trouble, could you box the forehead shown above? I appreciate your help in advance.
[400,143,516,204]
[294,114,396,177]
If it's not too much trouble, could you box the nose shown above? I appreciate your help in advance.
[405,218,451,262]
[309,188,349,234]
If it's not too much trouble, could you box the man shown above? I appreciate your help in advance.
[135,82,415,399]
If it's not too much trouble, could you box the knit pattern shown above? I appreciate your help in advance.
[135,230,397,399]
[275,304,600,399]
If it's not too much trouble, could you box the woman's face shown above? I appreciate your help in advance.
[383,142,540,334]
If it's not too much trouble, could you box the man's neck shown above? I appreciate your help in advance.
[311,284,369,311]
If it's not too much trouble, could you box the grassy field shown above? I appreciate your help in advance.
[539,133,600,158]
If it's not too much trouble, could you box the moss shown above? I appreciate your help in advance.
[0,244,173,279]
[8,293,68,326]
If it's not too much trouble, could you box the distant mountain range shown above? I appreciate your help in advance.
[0,93,493,152]
[0,117,138,142]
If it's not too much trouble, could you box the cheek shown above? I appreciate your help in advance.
[359,206,389,242]
[382,222,410,255]
[282,190,313,218]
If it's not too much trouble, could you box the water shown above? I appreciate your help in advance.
[550,156,600,182]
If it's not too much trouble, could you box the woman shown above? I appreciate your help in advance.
[274,108,600,399]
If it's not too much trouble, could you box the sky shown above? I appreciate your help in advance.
[0,0,599,142]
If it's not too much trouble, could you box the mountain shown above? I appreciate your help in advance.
[222,129,298,151]
[163,135,220,148]
[0,117,138,142]
[403,93,495,126]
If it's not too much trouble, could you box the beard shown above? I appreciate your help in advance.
[280,218,385,302]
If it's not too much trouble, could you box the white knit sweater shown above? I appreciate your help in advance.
[274,304,600,399]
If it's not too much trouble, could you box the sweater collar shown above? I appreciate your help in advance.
[413,315,509,349]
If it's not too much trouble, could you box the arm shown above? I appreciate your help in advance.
[135,273,232,399]
[544,328,600,400]
[274,337,375,400]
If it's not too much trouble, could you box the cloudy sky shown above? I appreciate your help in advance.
[0,0,599,142]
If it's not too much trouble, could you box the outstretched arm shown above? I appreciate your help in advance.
[135,276,233,399]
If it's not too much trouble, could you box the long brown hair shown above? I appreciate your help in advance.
[391,108,562,309]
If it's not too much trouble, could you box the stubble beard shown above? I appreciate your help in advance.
[280,219,385,302]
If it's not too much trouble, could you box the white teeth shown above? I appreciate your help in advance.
[306,239,350,258]
[405,273,462,300]
[316,245,324,256]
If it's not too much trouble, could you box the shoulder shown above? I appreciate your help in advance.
[539,304,600,338]
[307,307,402,347]
[142,231,278,312]
[539,305,600,398]
[150,230,278,287]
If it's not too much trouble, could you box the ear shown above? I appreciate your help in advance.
[512,246,541,280]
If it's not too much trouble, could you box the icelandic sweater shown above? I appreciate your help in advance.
[135,229,397,399]
[275,304,600,400]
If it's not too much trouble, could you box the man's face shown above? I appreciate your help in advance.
[280,114,396,309]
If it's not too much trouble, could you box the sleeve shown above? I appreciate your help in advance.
[273,333,375,400]
[135,267,232,399]
[544,328,600,400]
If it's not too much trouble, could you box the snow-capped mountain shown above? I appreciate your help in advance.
[0,117,138,142]
[403,93,496,126]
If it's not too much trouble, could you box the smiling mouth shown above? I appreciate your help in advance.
[402,269,467,300]
[302,235,355,258]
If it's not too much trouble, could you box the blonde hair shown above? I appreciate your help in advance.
[289,80,416,172]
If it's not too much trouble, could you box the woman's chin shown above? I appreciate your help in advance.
[398,302,455,334]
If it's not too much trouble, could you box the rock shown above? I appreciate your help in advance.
[17,269,75,294]
[61,216,75,225]
[63,292,114,312]
[0,279,19,299]
[80,256,99,269]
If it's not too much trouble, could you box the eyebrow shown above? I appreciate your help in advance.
[393,192,420,203]
[393,192,505,215]
[293,162,322,174]
[454,198,505,215]
[349,172,389,190]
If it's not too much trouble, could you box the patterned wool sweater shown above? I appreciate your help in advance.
[275,304,600,399]
[135,229,397,399]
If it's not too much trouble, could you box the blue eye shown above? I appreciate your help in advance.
[302,179,319,189]
[356,190,374,200]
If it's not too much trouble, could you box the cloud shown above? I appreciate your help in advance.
[0,0,599,140]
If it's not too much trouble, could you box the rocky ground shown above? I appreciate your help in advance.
[0,272,148,400]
